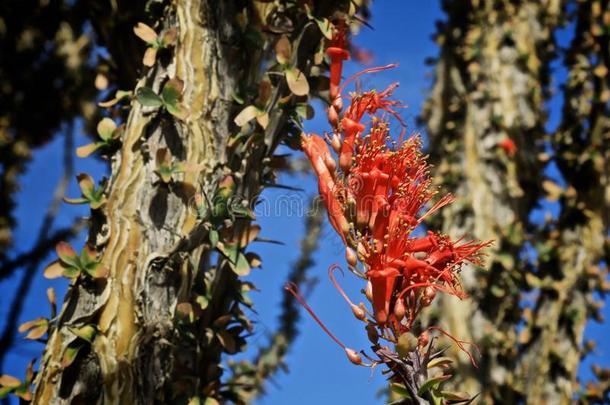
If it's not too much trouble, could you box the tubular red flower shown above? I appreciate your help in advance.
[327,19,350,102]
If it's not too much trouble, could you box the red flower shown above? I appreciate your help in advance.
[498,138,517,156]
[326,19,350,102]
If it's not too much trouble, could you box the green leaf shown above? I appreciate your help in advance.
[296,103,314,120]
[285,67,309,96]
[196,295,209,311]
[217,242,238,263]
[160,27,177,47]
[96,118,117,141]
[77,173,96,200]
[61,342,84,368]
[161,78,183,106]
[232,253,251,276]
[418,374,452,397]
[62,266,81,279]
[63,197,89,205]
[209,229,219,247]
[165,102,188,120]
[68,324,97,343]
[56,242,79,268]
[136,87,163,107]
[315,17,333,40]
[389,383,412,399]
[76,142,105,158]
[83,261,108,279]
[427,356,454,369]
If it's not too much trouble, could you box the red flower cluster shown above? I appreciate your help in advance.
[301,22,491,334]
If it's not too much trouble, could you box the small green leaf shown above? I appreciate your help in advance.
[315,17,333,40]
[62,266,81,279]
[232,253,251,276]
[285,67,309,96]
[196,295,209,310]
[209,229,219,247]
[68,324,97,343]
[83,261,108,279]
[61,342,84,368]
[161,79,183,106]
[427,356,454,369]
[160,27,177,47]
[234,105,259,127]
[76,142,105,158]
[136,87,163,107]
[165,102,188,120]
[63,197,89,205]
[77,173,96,199]
[418,374,452,397]
[389,383,412,399]
[97,118,117,141]
[56,242,79,268]
[296,103,314,120]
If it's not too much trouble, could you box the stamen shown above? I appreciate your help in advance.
[329,265,365,320]
[339,64,399,94]
[426,326,480,368]
[284,282,347,349]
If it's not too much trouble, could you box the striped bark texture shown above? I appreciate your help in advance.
[516,1,610,402]
[421,0,562,402]
[31,0,353,403]
[34,1,243,403]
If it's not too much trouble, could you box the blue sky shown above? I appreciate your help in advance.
[1,2,608,404]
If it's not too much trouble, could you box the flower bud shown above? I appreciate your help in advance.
[332,95,343,111]
[345,348,362,365]
[396,332,418,358]
[421,286,436,307]
[345,247,358,267]
[351,304,366,321]
[374,310,388,325]
[331,133,342,154]
[365,281,373,302]
[393,298,406,321]
[418,331,430,348]
[328,106,339,128]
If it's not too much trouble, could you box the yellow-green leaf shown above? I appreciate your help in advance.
[285,67,309,96]
[234,105,259,127]
[97,118,117,141]
[76,142,103,158]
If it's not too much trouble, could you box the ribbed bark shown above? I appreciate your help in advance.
[516,1,610,402]
[31,0,355,403]
[34,1,244,403]
[420,0,561,402]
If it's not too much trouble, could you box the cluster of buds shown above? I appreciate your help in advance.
[290,18,492,383]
